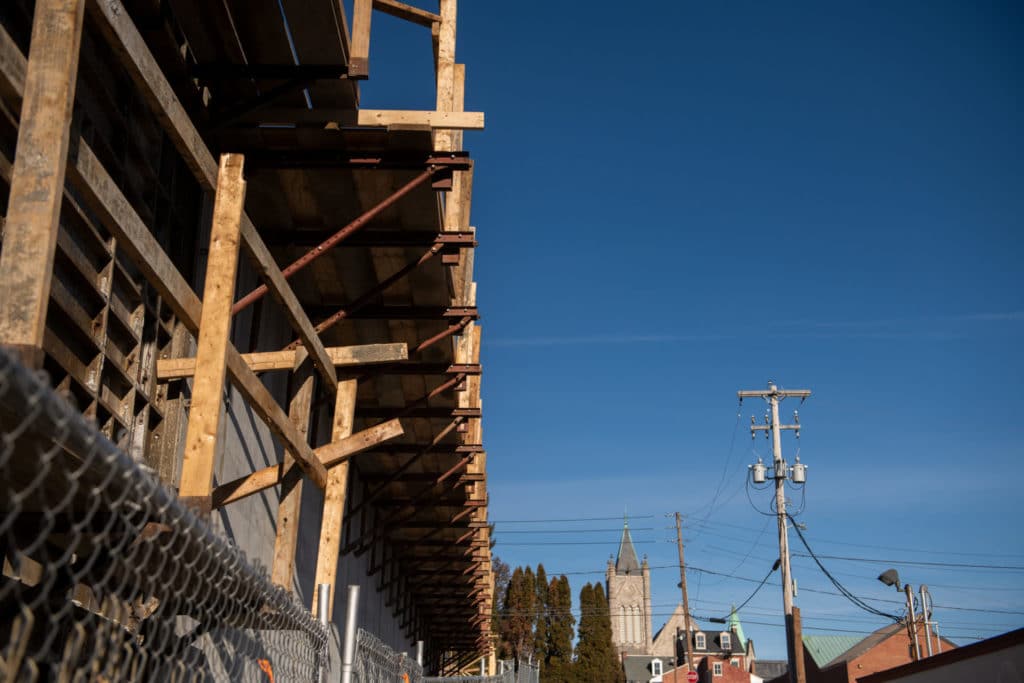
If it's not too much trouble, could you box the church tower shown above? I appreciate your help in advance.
[606,518,653,658]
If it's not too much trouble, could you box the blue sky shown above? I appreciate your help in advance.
[361,0,1023,660]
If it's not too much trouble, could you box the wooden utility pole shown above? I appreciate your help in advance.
[674,512,695,673]
[739,382,811,683]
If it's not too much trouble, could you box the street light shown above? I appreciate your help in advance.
[878,569,940,659]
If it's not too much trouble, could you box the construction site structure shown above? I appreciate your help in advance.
[0,0,491,677]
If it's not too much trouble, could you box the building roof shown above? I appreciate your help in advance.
[754,660,788,679]
[616,520,642,574]
[804,621,911,669]
[728,607,747,649]
[802,634,864,668]
[624,655,665,682]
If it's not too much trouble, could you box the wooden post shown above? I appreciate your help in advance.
[312,378,358,618]
[0,0,85,368]
[349,0,373,78]
[178,154,246,510]
[791,606,807,683]
[270,353,315,589]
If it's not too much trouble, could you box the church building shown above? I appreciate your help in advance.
[608,519,760,682]
[607,519,654,658]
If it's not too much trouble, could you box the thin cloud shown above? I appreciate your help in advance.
[488,333,735,347]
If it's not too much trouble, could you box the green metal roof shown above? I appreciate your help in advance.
[802,635,862,668]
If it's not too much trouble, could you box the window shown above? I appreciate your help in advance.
[651,660,663,676]
[713,662,723,676]
[695,632,706,650]
[720,632,732,650]
[731,658,740,668]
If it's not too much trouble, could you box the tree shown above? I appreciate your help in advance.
[501,566,536,662]
[592,583,623,682]
[534,564,549,660]
[542,575,574,682]
[492,556,512,658]
[574,582,622,683]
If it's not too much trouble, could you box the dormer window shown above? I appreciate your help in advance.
[720,632,732,650]
[651,659,663,676]
[695,632,706,650]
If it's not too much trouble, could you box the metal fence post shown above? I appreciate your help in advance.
[341,584,360,683]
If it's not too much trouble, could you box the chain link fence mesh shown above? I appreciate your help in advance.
[352,627,423,682]
[0,347,330,682]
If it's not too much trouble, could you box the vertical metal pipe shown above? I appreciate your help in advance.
[416,640,424,666]
[341,584,361,683]
[920,585,933,657]
[317,583,331,683]
[934,622,943,653]
[905,584,921,660]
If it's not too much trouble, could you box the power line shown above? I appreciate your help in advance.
[791,553,1024,572]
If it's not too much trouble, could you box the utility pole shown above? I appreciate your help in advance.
[674,512,695,674]
[740,381,811,683]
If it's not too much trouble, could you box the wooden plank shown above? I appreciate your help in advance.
[432,0,457,151]
[238,215,337,393]
[210,418,404,508]
[349,0,373,78]
[177,154,247,507]
[271,355,315,590]
[313,378,357,618]
[224,349,328,489]
[0,0,85,368]
[357,109,482,129]
[156,342,408,379]
[373,0,440,27]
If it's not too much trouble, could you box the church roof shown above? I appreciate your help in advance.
[728,606,747,649]
[616,521,641,574]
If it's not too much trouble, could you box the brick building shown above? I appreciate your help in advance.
[798,622,957,683]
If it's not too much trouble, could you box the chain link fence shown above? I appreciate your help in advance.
[423,659,536,683]
[352,627,423,682]
[0,347,330,681]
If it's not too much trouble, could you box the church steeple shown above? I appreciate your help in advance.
[615,516,641,574]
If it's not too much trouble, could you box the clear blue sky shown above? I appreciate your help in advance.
[362,0,1023,660]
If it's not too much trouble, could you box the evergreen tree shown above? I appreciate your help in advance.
[575,582,622,683]
[542,575,574,682]
[592,583,624,682]
[534,564,549,661]
[501,567,536,663]
[492,556,512,659]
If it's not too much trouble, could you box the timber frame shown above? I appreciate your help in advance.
[0,0,491,669]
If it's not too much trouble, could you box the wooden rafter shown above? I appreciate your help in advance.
[156,342,408,379]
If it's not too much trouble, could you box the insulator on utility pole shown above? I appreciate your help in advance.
[737,381,812,683]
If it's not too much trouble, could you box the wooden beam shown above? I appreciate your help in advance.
[210,418,404,508]
[313,379,357,619]
[270,354,315,590]
[349,0,373,78]
[0,0,85,368]
[178,154,247,507]
[156,343,407,379]
[433,0,457,152]
[357,109,482,130]
[373,0,440,27]
[223,349,328,489]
